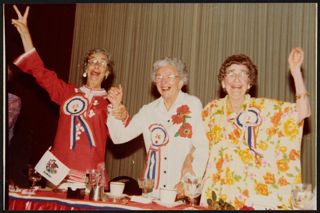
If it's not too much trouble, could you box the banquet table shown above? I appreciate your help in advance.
[8,189,206,211]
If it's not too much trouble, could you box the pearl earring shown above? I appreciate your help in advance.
[82,72,87,77]
[105,71,110,79]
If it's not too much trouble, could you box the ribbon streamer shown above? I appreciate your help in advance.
[63,96,96,150]
[145,147,161,189]
[235,107,263,157]
[143,123,169,189]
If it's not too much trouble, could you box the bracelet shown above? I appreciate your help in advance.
[296,92,310,100]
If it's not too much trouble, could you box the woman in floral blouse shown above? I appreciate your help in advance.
[107,57,209,198]
[200,48,311,210]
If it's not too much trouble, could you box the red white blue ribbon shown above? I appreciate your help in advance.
[235,107,262,157]
[144,123,169,189]
[63,96,96,150]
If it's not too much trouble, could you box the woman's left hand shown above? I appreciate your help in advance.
[106,84,123,108]
[288,47,304,76]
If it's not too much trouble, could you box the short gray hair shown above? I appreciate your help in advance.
[151,57,188,85]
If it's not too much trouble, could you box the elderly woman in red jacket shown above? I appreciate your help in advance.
[11,5,127,190]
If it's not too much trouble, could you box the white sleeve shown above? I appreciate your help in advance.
[106,104,145,144]
[191,100,209,178]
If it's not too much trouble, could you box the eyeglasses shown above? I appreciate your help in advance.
[225,70,249,80]
[154,74,179,83]
[88,59,108,68]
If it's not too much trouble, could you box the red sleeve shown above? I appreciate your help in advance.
[14,49,76,105]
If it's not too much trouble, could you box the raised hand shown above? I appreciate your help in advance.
[106,84,123,108]
[288,47,304,76]
[11,5,34,52]
[106,85,129,121]
[287,47,310,122]
[12,5,29,34]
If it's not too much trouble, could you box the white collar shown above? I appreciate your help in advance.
[79,85,107,97]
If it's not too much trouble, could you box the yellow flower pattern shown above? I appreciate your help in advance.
[200,95,304,209]
[255,183,269,196]
[257,141,268,151]
[283,119,299,140]
[237,149,254,164]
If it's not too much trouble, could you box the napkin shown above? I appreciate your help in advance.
[58,181,86,190]
[21,187,40,195]
[131,195,152,204]
[303,186,317,210]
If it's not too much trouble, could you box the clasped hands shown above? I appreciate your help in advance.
[105,84,128,122]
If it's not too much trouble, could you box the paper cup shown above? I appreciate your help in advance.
[110,181,125,196]
[160,188,177,204]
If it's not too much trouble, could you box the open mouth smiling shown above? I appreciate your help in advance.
[90,70,102,77]
[161,86,171,92]
[230,85,243,90]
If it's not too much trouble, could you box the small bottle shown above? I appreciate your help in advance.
[100,167,106,191]
[85,170,91,194]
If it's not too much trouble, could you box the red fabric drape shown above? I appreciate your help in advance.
[9,199,92,210]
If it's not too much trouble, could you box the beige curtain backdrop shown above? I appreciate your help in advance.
[69,3,317,187]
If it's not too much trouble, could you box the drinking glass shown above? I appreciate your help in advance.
[138,178,154,197]
[291,183,314,210]
[183,175,202,209]
[88,169,101,187]
[28,167,42,189]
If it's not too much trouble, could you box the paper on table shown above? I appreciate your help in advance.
[21,187,40,195]
[131,195,152,204]
[35,150,70,186]
[311,186,317,210]
[301,186,317,210]
[153,200,184,208]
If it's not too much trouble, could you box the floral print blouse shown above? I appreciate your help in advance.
[200,94,304,210]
